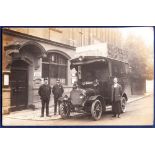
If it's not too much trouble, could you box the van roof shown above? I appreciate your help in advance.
[70,56,128,68]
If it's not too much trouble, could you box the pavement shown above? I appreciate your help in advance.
[127,93,151,103]
[3,93,152,121]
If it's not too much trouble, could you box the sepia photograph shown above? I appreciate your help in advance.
[1,27,154,127]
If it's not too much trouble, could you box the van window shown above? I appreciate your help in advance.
[112,61,126,77]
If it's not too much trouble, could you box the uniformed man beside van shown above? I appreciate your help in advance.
[52,79,64,115]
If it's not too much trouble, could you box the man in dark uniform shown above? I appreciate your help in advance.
[38,78,51,117]
[52,79,64,115]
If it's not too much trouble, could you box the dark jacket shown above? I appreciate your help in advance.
[111,84,122,102]
[38,84,51,100]
[52,84,64,99]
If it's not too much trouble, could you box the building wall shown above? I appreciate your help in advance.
[131,78,146,95]
[2,89,11,114]
[2,34,13,114]
[6,28,123,48]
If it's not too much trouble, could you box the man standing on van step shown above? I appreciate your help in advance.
[52,79,64,115]
[38,78,51,117]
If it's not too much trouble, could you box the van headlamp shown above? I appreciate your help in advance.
[64,95,68,100]
[80,94,85,99]
[79,56,84,61]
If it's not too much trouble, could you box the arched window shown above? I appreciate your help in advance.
[42,52,68,85]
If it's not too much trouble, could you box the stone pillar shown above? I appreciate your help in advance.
[67,60,72,86]
[2,70,11,114]
[2,88,11,114]
[32,58,42,109]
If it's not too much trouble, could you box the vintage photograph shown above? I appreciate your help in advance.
[1,27,154,126]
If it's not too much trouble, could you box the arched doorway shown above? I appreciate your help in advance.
[10,60,29,111]
[4,40,47,111]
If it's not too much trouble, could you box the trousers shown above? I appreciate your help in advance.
[54,97,60,114]
[41,99,49,116]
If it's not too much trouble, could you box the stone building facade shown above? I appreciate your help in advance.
[2,27,124,114]
[2,28,76,114]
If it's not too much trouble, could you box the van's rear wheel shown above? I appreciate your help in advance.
[91,100,102,121]
[121,97,127,113]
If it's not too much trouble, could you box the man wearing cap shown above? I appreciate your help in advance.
[52,79,64,115]
[38,78,51,117]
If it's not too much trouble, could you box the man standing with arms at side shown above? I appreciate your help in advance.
[38,78,51,117]
[52,79,64,115]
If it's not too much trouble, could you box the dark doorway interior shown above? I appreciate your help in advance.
[10,60,28,111]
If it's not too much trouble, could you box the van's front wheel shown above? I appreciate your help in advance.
[60,102,70,119]
[91,100,102,121]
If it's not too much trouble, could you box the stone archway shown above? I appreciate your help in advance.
[19,41,47,70]
[19,41,47,109]
[5,40,47,111]
[46,49,71,60]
